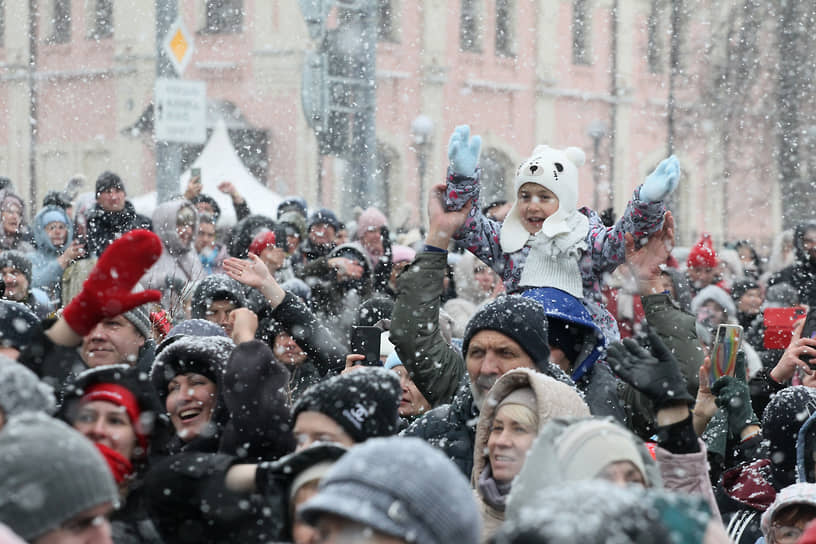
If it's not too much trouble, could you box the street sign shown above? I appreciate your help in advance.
[162,18,194,76]
[155,78,207,144]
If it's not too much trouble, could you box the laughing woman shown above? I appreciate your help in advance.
[471,367,590,542]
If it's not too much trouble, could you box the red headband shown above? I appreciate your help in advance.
[81,383,148,456]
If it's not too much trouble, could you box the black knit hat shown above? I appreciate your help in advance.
[0,300,40,351]
[731,279,760,303]
[462,295,551,370]
[0,250,32,284]
[308,208,341,231]
[292,368,401,444]
[190,274,248,319]
[95,171,125,196]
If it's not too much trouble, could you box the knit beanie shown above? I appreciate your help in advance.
[122,304,151,340]
[0,355,56,417]
[763,386,816,489]
[500,144,588,253]
[0,413,118,541]
[308,208,341,231]
[277,197,308,219]
[0,301,40,351]
[731,279,760,303]
[356,207,388,235]
[95,171,125,196]
[299,436,481,544]
[391,244,416,264]
[556,418,648,484]
[40,209,67,227]
[190,274,248,319]
[292,368,401,444]
[0,251,32,285]
[687,233,718,268]
[496,386,537,414]
[462,295,551,370]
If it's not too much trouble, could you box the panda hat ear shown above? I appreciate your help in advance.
[564,147,586,168]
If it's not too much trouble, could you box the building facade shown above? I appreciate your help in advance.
[0,0,782,248]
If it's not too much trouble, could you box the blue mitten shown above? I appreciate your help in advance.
[447,125,481,176]
[639,155,680,202]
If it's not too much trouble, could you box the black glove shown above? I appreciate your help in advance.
[607,326,694,408]
[711,352,759,436]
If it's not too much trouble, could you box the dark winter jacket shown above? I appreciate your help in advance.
[261,291,347,393]
[768,220,816,308]
[85,201,152,257]
[144,339,295,544]
[304,242,373,346]
[402,379,479,477]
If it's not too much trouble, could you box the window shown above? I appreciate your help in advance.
[460,0,481,52]
[204,0,243,34]
[495,0,514,56]
[647,0,663,73]
[51,0,72,43]
[377,0,398,42]
[90,0,113,39]
[572,0,590,65]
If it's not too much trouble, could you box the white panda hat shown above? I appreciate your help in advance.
[500,145,586,253]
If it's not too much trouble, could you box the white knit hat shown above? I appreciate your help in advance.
[500,145,587,253]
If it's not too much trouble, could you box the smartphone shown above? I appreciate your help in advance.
[191,167,201,181]
[764,307,808,350]
[800,308,816,364]
[710,324,743,385]
[350,326,382,367]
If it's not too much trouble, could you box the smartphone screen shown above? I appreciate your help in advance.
[800,309,816,364]
[350,326,382,366]
[710,324,743,385]
[191,167,201,180]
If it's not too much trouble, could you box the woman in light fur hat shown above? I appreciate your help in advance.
[470,367,590,542]
[442,124,679,343]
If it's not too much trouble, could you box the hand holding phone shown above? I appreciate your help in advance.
[350,326,382,367]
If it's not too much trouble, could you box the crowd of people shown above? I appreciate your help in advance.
[0,125,815,544]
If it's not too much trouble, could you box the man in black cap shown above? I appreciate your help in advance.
[0,250,52,318]
[86,170,152,256]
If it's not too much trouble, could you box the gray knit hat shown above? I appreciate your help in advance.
[122,304,151,339]
[299,436,481,544]
[0,251,32,285]
[0,356,56,417]
[0,413,118,541]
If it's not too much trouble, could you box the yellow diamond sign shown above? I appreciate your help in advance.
[162,18,194,75]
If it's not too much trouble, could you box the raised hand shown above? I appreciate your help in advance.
[639,155,680,203]
[624,211,675,294]
[427,184,472,249]
[447,125,482,176]
[607,325,694,408]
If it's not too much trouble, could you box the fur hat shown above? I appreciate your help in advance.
[150,335,234,405]
[0,301,40,351]
[0,413,118,541]
[691,285,736,320]
[500,145,588,253]
[190,274,248,319]
[687,233,718,269]
[292,368,401,444]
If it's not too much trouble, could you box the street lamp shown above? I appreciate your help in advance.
[587,119,607,211]
[411,114,434,226]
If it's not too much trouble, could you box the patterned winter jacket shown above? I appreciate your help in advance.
[447,168,667,342]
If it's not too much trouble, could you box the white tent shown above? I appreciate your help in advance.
[132,120,281,225]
